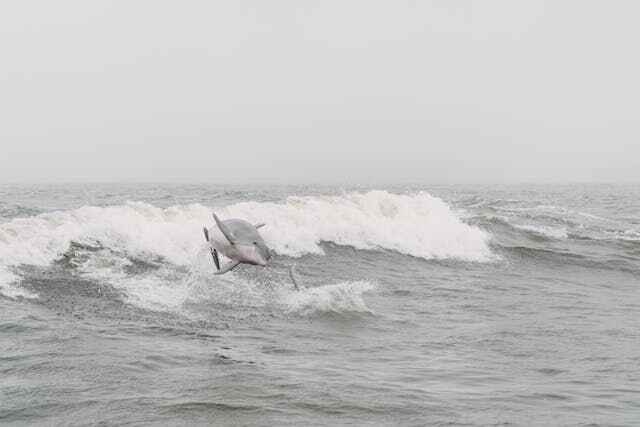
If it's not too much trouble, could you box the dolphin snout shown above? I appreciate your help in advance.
[253,249,268,267]
[238,245,269,266]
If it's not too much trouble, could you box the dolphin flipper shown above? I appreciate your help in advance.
[214,260,240,275]
[213,213,236,245]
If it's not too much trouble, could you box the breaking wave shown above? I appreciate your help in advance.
[222,191,493,261]
[0,191,493,299]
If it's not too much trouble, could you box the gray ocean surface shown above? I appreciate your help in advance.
[1,183,639,426]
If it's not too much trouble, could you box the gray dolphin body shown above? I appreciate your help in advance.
[203,213,301,289]
[203,213,271,275]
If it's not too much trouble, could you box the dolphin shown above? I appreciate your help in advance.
[203,213,301,290]
[203,213,271,274]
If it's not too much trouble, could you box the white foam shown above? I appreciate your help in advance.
[0,201,209,269]
[73,244,375,316]
[179,260,376,317]
[222,191,493,261]
[0,268,38,299]
[74,248,193,312]
[0,191,492,268]
[280,281,375,315]
[0,191,493,300]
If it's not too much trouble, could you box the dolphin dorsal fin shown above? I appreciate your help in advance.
[212,213,236,245]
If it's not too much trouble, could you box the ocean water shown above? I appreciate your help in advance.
[1,183,639,426]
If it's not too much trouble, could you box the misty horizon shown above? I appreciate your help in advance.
[2,1,639,184]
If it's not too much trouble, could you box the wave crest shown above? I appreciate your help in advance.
[0,191,492,297]
[223,191,493,261]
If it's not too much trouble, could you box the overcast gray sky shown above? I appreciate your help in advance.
[1,1,638,184]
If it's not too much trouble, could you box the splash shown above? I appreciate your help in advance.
[0,269,38,299]
[280,281,375,316]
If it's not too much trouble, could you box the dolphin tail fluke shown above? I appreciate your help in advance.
[203,227,221,270]
[212,248,221,271]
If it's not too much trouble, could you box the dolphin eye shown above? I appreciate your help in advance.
[253,241,257,245]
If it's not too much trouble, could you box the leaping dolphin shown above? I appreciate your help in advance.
[203,213,270,274]
[203,213,300,289]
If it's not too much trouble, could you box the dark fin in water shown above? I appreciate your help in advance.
[254,223,266,229]
[289,265,301,291]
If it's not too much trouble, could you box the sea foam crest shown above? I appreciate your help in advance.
[0,191,492,294]
[221,191,493,261]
